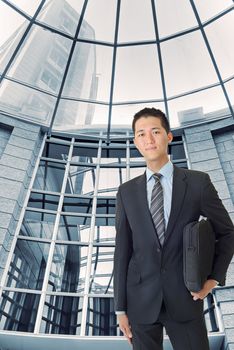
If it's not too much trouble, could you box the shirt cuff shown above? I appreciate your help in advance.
[115,311,126,315]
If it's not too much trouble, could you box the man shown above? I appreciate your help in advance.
[113,108,234,350]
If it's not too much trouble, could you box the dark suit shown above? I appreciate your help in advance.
[114,165,234,326]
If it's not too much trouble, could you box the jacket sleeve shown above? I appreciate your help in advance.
[114,188,133,312]
[200,173,234,285]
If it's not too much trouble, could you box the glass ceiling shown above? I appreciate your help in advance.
[0,0,233,137]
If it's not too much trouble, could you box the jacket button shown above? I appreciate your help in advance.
[156,248,161,253]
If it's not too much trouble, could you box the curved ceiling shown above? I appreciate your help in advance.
[0,0,233,136]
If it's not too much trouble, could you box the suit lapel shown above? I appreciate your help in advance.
[135,173,162,248]
[164,165,187,245]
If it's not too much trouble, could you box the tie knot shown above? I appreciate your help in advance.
[153,173,162,181]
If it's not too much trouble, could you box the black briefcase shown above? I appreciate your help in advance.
[183,219,216,292]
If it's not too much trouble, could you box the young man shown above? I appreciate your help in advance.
[114,108,234,350]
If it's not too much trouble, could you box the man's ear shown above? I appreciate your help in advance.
[168,132,173,143]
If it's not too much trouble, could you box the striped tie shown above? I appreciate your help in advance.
[150,173,165,246]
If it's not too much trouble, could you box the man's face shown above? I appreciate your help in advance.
[133,116,173,163]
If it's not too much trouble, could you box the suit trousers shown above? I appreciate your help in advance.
[131,301,210,350]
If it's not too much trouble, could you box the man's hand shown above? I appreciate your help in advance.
[118,314,133,345]
[191,279,218,301]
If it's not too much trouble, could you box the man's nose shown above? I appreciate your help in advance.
[145,133,154,144]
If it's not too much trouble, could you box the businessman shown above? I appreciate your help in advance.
[114,108,234,350]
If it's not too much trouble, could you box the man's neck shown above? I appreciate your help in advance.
[147,157,170,173]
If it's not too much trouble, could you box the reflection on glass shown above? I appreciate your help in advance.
[57,215,91,242]
[94,226,116,244]
[114,45,163,102]
[0,291,40,332]
[40,295,83,334]
[72,144,98,160]
[6,240,50,290]
[48,244,88,293]
[89,246,114,294]
[66,165,96,195]
[86,297,119,336]
[33,160,66,192]
[98,168,126,194]
[95,216,115,227]
[62,196,93,213]
[19,210,56,239]
[27,192,60,211]
[96,198,115,215]
[42,141,70,160]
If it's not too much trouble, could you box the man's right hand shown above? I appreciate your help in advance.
[117,314,133,345]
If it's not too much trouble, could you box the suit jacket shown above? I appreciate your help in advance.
[114,165,234,324]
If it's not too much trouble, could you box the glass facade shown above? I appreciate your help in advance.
[0,0,233,137]
[0,132,193,335]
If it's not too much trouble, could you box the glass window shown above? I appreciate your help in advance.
[0,291,40,332]
[156,0,197,38]
[98,168,126,194]
[170,143,186,161]
[205,11,234,79]
[72,144,98,161]
[27,192,60,211]
[39,1,85,36]
[62,195,93,214]
[78,0,117,43]
[42,141,70,160]
[7,1,42,16]
[95,216,115,227]
[114,45,163,102]
[225,79,234,106]
[62,42,113,103]
[101,146,126,164]
[66,165,96,195]
[194,0,233,22]
[86,297,119,336]
[0,79,56,126]
[48,244,88,293]
[89,246,114,294]
[162,31,218,97]
[19,210,56,239]
[130,167,145,179]
[33,160,66,192]
[93,226,116,245]
[96,198,116,215]
[168,86,229,128]
[6,240,50,290]
[118,0,155,42]
[40,295,83,335]
[57,214,91,242]
[52,100,109,130]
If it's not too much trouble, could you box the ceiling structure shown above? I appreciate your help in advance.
[0,0,233,140]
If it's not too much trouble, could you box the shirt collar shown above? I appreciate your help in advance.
[146,161,174,182]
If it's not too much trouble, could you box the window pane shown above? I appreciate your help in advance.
[205,11,234,79]
[39,1,85,37]
[130,167,145,179]
[19,210,56,239]
[225,79,234,106]
[86,297,119,336]
[33,160,66,192]
[156,0,197,38]
[96,198,115,215]
[57,215,91,242]
[62,195,93,213]
[0,291,40,332]
[89,246,114,294]
[48,244,87,293]
[118,0,155,42]
[72,144,98,162]
[66,165,96,195]
[78,0,117,42]
[98,168,126,194]
[194,0,233,22]
[27,192,60,211]
[114,45,163,102]
[42,141,70,160]
[6,240,50,290]
[93,226,116,245]
[101,147,126,164]
[162,31,218,96]
[40,295,83,334]
[168,86,229,128]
